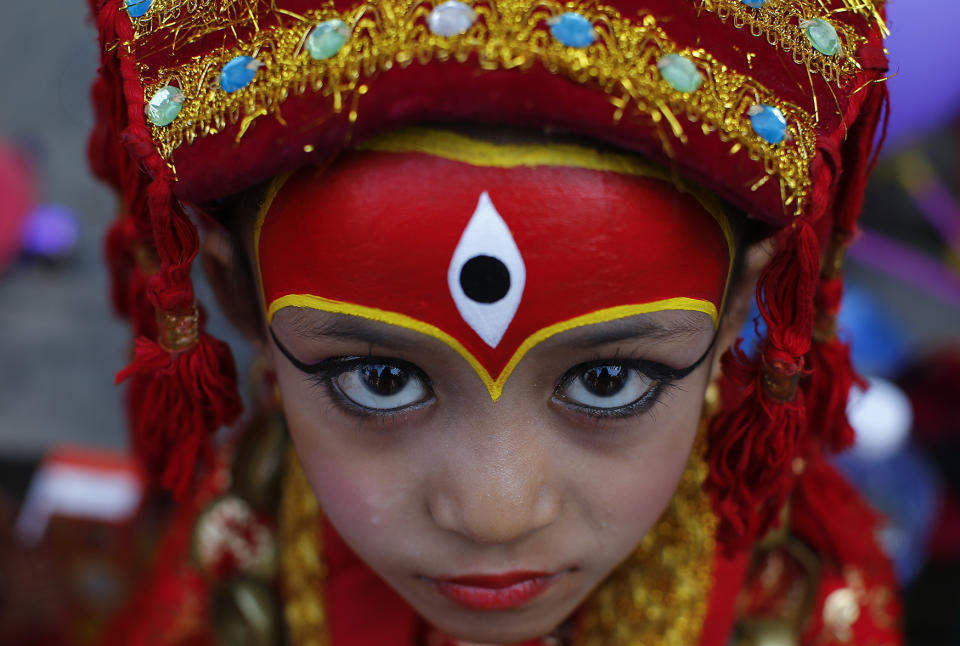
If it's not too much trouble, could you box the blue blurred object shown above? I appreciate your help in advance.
[21,203,80,259]
[838,285,911,378]
[834,439,940,584]
[836,377,940,584]
[736,283,910,377]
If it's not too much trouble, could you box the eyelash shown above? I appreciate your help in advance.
[298,355,430,416]
[299,354,687,424]
[552,358,684,420]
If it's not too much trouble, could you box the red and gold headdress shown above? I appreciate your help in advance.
[89,0,889,555]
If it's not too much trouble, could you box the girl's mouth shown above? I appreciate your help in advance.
[430,571,560,611]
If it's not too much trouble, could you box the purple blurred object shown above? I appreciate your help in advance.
[848,229,960,310]
[21,203,80,259]
[885,0,960,148]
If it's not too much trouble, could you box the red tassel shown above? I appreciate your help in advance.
[790,457,888,568]
[117,330,242,500]
[707,223,820,552]
[92,0,244,500]
[104,217,134,319]
[804,335,864,453]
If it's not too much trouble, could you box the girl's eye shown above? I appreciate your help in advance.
[332,361,431,411]
[557,363,658,411]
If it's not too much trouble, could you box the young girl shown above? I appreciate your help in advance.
[88,0,898,644]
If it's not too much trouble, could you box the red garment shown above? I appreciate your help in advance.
[101,456,901,646]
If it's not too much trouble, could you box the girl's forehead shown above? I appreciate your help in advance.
[257,129,732,400]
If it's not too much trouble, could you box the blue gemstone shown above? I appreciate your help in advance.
[549,13,596,49]
[657,54,703,93]
[306,19,351,60]
[804,18,841,56]
[220,56,261,93]
[126,0,152,18]
[748,104,788,144]
[146,86,185,126]
[740,0,766,7]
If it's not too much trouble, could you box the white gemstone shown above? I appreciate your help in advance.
[428,1,476,37]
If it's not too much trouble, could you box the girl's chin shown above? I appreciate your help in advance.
[425,616,560,646]
[412,584,583,645]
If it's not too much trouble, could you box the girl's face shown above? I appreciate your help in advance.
[270,306,716,644]
[239,129,744,644]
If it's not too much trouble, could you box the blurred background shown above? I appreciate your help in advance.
[0,1,958,644]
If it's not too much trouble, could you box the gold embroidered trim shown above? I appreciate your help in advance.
[128,0,220,42]
[837,0,889,37]
[138,0,817,215]
[574,431,717,646]
[278,428,716,646]
[279,448,330,646]
[696,0,868,86]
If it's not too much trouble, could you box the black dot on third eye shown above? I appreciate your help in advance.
[459,255,511,303]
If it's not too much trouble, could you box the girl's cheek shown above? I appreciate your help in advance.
[282,392,418,554]
[579,402,701,550]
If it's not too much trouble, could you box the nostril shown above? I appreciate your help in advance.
[427,482,561,545]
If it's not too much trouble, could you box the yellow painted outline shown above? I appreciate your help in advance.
[256,128,736,400]
[266,294,718,401]
[357,128,736,308]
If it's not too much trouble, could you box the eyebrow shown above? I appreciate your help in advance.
[568,314,713,348]
[283,312,418,350]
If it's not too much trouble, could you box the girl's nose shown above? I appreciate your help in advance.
[427,426,562,545]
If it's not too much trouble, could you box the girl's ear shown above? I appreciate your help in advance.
[712,238,775,376]
[201,226,266,348]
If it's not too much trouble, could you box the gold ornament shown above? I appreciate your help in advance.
[126,0,817,217]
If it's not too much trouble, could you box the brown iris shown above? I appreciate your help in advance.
[580,365,627,397]
[360,364,408,396]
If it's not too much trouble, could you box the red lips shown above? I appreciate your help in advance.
[432,571,557,610]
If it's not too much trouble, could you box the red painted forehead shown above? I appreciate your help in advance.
[257,130,733,398]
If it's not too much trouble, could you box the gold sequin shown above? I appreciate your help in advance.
[697,0,869,86]
[135,0,817,216]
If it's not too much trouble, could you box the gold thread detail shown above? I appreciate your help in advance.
[279,447,329,646]
[837,0,888,37]
[697,0,872,85]
[130,0,242,45]
[267,294,719,401]
[574,428,717,645]
[137,0,817,215]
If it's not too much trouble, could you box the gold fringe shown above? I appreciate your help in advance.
[698,0,872,86]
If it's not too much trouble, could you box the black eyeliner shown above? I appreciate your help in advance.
[269,326,434,419]
[556,333,716,391]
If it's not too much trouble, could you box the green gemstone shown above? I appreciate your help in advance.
[805,18,840,56]
[146,86,185,126]
[306,19,350,60]
[657,54,703,93]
